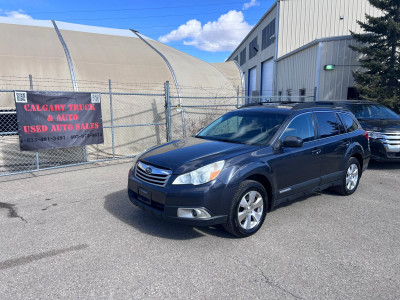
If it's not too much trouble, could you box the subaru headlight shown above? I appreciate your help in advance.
[172,161,225,185]
[367,131,384,139]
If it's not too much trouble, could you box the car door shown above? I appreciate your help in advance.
[314,111,350,185]
[269,112,321,200]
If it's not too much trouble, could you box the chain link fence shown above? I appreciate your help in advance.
[0,75,316,176]
[0,77,241,176]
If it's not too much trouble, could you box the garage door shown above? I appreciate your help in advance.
[248,67,257,102]
[261,59,274,100]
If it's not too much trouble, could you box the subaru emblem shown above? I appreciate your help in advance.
[145,167,153,174]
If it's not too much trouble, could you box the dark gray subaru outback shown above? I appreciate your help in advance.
[128,103,370,237]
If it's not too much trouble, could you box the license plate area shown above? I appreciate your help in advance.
[138,188,151,204]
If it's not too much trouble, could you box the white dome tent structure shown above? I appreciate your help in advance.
[0,17,243,175]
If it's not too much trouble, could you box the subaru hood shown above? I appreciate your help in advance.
[139,137,257,174]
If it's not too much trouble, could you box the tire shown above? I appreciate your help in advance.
[334,157,361,196]
[223,180,268,238]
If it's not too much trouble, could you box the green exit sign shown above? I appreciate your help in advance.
[324,65,336,71]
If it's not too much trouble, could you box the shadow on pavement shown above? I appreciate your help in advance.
[104,189,234,240]
[367,160,400,170]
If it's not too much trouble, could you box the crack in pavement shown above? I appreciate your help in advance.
[0,202,27,223]
[226,255,303,299]
[257,267,304,300]
[0,244,89,270]
[41,203,58,211]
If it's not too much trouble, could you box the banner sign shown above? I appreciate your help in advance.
[15,91,104,151]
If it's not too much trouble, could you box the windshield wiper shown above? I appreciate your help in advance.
[213,138,243,144]
[196,136,243,144]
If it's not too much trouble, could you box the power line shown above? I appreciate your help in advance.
[107,18,261,30]
[58,8,266,22]
[24,1,254,15]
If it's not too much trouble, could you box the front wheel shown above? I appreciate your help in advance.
[223,180,268,238]
[334,157,361,196]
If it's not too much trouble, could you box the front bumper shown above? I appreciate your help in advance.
[370,139,400,161]
[127,169,229,226]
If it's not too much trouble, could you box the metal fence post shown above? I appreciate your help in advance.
[109,79,116,159]
[236,86,240,108]
[29,74,40,170]
[164,81,172,142]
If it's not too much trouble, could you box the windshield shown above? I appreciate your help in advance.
[196,109,288,145]
[345,104,400,120]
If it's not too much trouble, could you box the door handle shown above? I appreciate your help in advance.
[311,148,321,155]
[343,141,350,147]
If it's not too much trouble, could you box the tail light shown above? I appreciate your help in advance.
[364,131,369,140]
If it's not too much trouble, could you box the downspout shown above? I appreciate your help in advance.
[315,42,323,101]
[273,0,280,96]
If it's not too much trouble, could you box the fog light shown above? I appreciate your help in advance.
[177,208,211,219]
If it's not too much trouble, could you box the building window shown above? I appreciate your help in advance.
[240,48,246,66]
[347,87,360,100]
[299,89,306,102]
[0,110,18,136]
[249,37,259,60]
[262,19,276,50]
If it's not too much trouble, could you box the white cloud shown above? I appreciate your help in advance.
[243,0,260,10]
[158,10,252,52]
[159,20,202,43]
[1,9,32,19]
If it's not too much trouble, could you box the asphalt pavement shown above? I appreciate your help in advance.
[0,160,399,299]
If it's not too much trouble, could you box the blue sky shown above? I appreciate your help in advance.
[0,0,275,62]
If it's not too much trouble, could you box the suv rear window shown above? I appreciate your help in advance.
[315,112,341,138]
[338,112,358,133]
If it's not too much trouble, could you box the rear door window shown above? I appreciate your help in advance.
[338,112,359,133]
[315,112,341,138]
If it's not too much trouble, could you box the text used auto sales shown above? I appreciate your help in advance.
[22,103,99,133]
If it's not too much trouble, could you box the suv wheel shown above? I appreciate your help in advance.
[223,180,268,237]
[335,157,361,196]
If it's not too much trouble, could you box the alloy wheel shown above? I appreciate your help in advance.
[346,163,359,191]
[237,191,264,230]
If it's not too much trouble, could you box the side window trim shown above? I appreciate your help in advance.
[336,112,349,134]
[335,112,346,134]
[337,111,361,134]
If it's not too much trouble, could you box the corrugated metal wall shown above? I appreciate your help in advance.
[276,43,319,97]
[276,37,363,101]
[319,38,362,100]
[278,0,382,57]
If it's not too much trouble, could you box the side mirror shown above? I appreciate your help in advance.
[283,136,304,148]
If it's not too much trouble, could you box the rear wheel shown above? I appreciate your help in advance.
[334,157,361,196]
[223,180,268,238]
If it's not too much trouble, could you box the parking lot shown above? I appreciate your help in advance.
[0,160,399,299]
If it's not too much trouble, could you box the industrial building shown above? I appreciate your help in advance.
[227,0,382,102]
